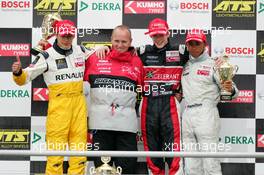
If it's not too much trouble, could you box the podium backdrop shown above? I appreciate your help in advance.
[0,0,264,174]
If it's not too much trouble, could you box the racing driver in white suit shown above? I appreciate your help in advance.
[181,29,239,175]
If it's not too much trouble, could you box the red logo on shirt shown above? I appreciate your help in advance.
[197,69,209,76]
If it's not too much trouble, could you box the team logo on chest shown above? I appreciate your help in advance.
[166,50,180,62]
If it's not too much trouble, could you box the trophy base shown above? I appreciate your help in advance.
[220,94,232,101]
[30,47,44,56]
[220,90,232,101]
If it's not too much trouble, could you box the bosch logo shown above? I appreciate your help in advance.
[1,0,30,8]
[225,47,254,55]
[180,2,209,10]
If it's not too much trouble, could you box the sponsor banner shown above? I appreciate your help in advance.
[0,28,32,72]
[257,0,264,30]
[78,0,122,28]
[124,0,165,14]
[219,118,255,163]
[0,43,30,57]
[255,163,264,174]
[31,117,46,161]
[221,163,255,175]
[229,90,254,103]
[257,31,264,74]
[211,30,256,75]
[167,0,211,29]
[212,0,257,30]
[131,29,153,47]
[31,75,48,116]
[77,29,112,48]
[218,75,255,118]
[256,75,264,118]
[122,0,166,28]
[33,0,77,27]
[256,119,264,162]
[0,72,31,116]
[0,161,30,174]
[33,88,49,101]
[0,0,32,28]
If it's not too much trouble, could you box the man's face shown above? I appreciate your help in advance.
[151,33,169,48]
[111,28,132,53]
[57,34,74,49]
[186,40,206,58]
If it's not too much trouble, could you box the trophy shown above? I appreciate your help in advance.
[214,55,238,101]
[90,157,122,175]
[30,2,63,56]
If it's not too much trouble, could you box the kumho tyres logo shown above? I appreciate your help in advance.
[221,136,254,144]
[213,0,256,17]
[0,129,30,149]
[35,0,76,16]
[79,1,121,12]
[258,43,264,62]
[0,89,29,98]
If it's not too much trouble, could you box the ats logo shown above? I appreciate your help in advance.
[258,43,264,62]
[0,129,30,149]
[124,0,165,14]
[213,0,256,17]
[0,0,31,10]
[169,1,209,13]
[230,90,254,103]
[81,42,111,49]
[35,0,76,16]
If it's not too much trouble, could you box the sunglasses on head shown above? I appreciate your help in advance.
[188,40,202,46]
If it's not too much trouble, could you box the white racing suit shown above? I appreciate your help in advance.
[181,51,238,175]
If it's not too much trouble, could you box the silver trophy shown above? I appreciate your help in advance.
[90,157,122,175]
[30,2,63,55]
[214,55,238,101]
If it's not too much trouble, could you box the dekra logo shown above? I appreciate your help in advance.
[35,0,76,11]
[259,1,264,13]
[32,132,42,144]
[214,0,256,13]
[224,136,254,144]
[79,1,121,12]
[0,90,29,98]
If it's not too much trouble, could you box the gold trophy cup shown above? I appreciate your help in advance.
[90,157,122,175]
[30,3,63,55]
[214,55,238,101]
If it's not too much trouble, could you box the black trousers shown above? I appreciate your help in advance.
[92,130,137,174]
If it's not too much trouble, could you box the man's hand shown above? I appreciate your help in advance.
[221,80,233,93]
[95,46,110,59]
[12,56,22,74]
[38,39,51,50]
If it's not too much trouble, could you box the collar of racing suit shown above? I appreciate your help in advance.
[152,40,170,53]
[53,39,73,56]
[108,48,134,62]
[189,48,210,63]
